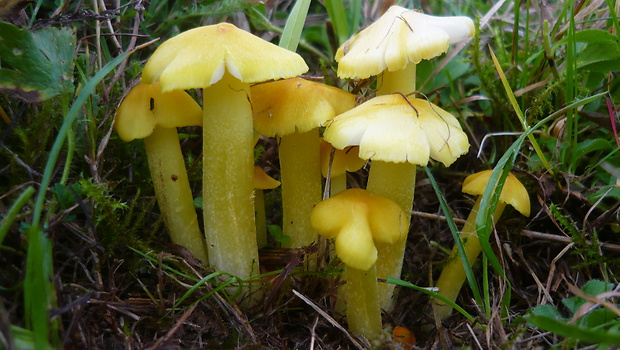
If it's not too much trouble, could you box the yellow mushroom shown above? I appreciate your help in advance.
[252,77,355,249]
[432,170,530,321]
[324,93,470,310]
[114,82,207,262]
[142,23,308,282]
[311,188,408,341]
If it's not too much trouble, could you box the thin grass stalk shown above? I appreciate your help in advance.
[279,0,311,52]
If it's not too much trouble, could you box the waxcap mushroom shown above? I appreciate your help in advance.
[462,170,531,216]
[142,23,308,90]
[335,6,475,79]
[324,94,469,166]
[254,165,280,190]
[114,81,202,141]
[319,141,366,179]
[310,188,408,271]
[252,77,356,136]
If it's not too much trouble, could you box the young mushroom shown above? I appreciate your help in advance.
[114,81,207,263]
[142,23,308,282]
[432,170,530,321]
[319,141,365,196]
[336,5,474,96]
[251,77,356,249]
[323,93,470,310]
[310,188,408,341]
[253,165,280,248]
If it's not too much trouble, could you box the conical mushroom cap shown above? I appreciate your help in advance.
[310,188,408,270]
[462,170,531,217]
[142,23,309,92]
[323,94,469,166]
[335,6,474,79]
[114,82,202,142]
[251,77,356,137]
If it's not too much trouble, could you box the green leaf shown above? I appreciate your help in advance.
[0,22,75,102]
[563,280,614,314]
[279,0,311,52]
[577,41,620,72]
[524,313,620,345]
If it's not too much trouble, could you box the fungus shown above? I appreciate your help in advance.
[432,170,530,321]
[311,188,408,340]
[251,77,355,248]
[335,5,474,96]
[319,141,365,196]
[323,93,469,310]
[142,23,308,281]
[114,81,207,262]
[253,165,280,247]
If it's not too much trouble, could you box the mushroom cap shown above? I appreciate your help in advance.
[319,141,366,178]
[310,188,408,270]
[335,6,475,79]
[114,81,202,142]
[462,170,531,217]
[142,23,309,92]
[323,94,470,166]
[253,165,280,190]
[251,77,356,137]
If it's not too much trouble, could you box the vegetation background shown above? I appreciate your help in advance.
[0,0,619,348]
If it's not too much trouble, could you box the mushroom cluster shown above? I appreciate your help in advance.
[111,5,511,343]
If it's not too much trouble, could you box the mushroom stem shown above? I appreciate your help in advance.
[377,64,417,96]
[342,265,382,341]
[279,129,322,248]
[202,71,259,281]
[144,126,208,263]
[366,161,416,310]
[432,197,507,320]
[255,189,268,247]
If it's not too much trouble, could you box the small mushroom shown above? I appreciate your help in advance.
[336,5,474,95]
[253,165,280,247]
[311,188,408,341]
[324,93,470,310]
[252,77,356,249]
[142,23,308,281]
[114,81,207,262]
[432,170,530,321]
[319,140,365,196]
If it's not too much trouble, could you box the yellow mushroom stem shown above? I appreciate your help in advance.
[432,197,507,321]
[143,126,208,263]
[342,265,382,341]
[202,71,259,281]
[377,64,417,96]
[366,161,416,310]
[279,129,322,249]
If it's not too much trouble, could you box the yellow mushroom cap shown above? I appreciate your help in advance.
[319,141,366,178]
[335,6,475,79]
[253,165,280,190]
[142,23,309,92]
[462,170,531,217]
[251,77,356,137]
[310,188,408,270]
[323,94,469,166]
[114,82,202,142]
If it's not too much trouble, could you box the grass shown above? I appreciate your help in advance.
[0,0,619,348]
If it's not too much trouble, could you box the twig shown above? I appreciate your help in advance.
[145,302,198,350]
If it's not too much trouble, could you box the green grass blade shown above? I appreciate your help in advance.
[423,166,483,308]
[324,0,349,46]
[488,46,554,176]
[524,313,620,345]
[386,277,477,324]
[279,0,311,52]
[0,186,35,246]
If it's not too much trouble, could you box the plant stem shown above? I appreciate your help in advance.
[342,265,382,341]
[280,129,322,249]
[366,161,416,310]
[202,71,260,283]
[144,126,208,263]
